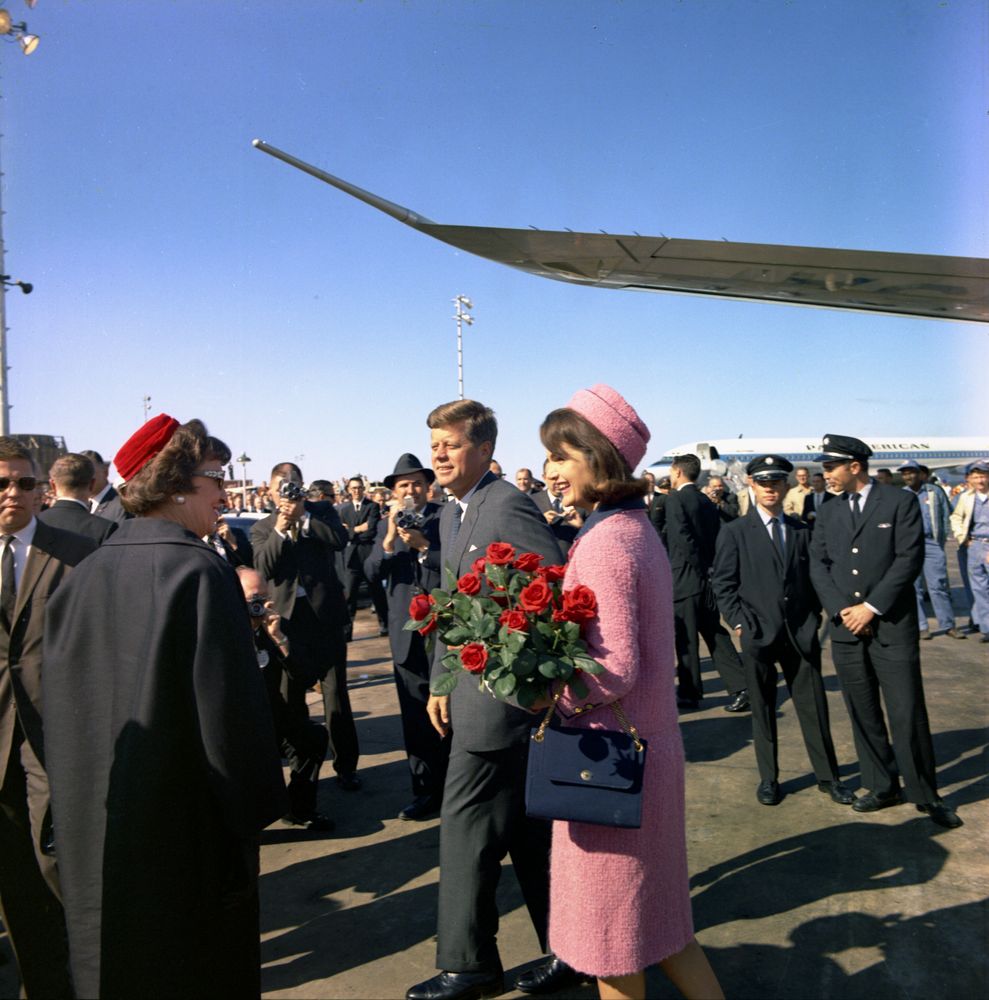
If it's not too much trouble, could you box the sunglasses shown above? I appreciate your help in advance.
[193,470,227,488]
[0,476,38,492]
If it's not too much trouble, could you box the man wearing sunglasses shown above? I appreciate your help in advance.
[0,438,96,997]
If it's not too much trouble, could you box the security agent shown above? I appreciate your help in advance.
[713,455,853,808]
[809,434,962,829]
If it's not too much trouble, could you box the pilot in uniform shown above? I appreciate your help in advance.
[809,434,962,829]
[712,455,852,808]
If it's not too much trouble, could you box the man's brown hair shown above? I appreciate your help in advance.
[426,400,498,450]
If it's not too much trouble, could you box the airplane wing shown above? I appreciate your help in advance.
[252,139,989,324]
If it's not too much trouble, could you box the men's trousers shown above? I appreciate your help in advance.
[830,639,938,804]
[914,539,955,631]
[674,585,747,702]
[0,731,73,998]
[394,635,450,799]
[745,633,840,785]
[275,684,330,817]
[967,539,989,632]
[345,562,389,628]
[436,743,550,973]
[282,598,359,776]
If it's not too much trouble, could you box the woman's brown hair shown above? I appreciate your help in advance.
[120,419,230,515]
[540,408,648,505]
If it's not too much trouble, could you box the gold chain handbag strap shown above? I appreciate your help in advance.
[533,687,644,753]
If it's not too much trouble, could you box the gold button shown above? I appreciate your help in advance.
[580,770,592,781]
[573,706,582,714]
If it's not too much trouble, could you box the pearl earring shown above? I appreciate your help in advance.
[175,495,186,505]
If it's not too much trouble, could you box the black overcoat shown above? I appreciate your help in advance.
[42,518,287,999]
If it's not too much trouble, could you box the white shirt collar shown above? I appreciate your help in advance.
[4,516,37,546]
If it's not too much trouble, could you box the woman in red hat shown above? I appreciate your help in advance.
[42,416,287,999]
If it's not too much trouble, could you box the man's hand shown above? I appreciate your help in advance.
[353,520,370,534]
[427,694,451,738]
[262,602,286,645]
[562,506,584,528]
[275,497,305,535]
[398,526,429,552]
[840,603,875,636]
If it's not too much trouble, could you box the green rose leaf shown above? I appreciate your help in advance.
[495,674,517,698]
[431,672,460,695]
[538,659,560,678]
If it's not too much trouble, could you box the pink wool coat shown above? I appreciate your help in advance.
[548,506,694,978]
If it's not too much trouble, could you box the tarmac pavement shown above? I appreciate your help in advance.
[1,560,985,999]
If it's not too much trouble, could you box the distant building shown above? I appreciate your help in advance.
[13,434,67,475]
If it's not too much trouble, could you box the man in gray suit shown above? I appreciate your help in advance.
[406,400,569,1000]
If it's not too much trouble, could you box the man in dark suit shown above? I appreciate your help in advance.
[809,434,961,829]
[406,400,570,1000]
[801,471,834,528]
[665,453,748,711]
[38,453,117,544]
[365,453,449,821]
[531,457,584,556]
[338,476,388,636]
[0,438,96,997]
[252,462,362,790]
[237,567,332,830]
[713,455,853,808]
[81,449,130,525]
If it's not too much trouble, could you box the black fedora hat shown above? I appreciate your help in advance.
[383,453,435,490]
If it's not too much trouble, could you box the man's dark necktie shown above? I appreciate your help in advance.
[850,492,861,523]
[1,536,16,632]
[552,497,562,514]
[770,517,785,564]
[448,504,462,550]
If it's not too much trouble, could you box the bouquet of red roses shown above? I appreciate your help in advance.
[405,541,602,708]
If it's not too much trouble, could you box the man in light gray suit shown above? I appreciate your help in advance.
[406,400,568,1000]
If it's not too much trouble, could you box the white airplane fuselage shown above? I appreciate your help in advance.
[647,436,988,483]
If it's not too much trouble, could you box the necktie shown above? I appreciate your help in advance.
[1,535,16,631]
[448,503,463,550]
[552,497,562,514]
[850,492,861,523]
[770,517,785,563]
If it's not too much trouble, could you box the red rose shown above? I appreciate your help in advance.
[514,552,543,572]
[409,593,435,621]
[518,578,553,614]
[560,584,598,623]
[459,643,488,673]
[471,556,487,574]
[498,609,529,633]
[418,616,438,637]
[486,542,516,566]
[537,564,567,583]
[457,573,482,596]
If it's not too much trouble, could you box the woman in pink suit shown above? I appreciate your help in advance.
[537,385,722,1000]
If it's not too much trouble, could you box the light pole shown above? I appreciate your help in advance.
[142,395,151,422]
[453,295,473,400]
[0,5,40,435]
[237,452,251,505]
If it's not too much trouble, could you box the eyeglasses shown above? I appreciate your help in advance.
[0,476,37,492]
[193,469,227,489]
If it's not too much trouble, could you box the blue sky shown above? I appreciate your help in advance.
[2,0,986,485]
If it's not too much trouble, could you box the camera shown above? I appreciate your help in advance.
[247,597,267,618]
[279,480,306,502]
[395,497,425,531]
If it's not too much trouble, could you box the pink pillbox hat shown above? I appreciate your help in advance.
[566,384,650,470]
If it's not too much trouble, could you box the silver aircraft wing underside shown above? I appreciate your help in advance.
[253,139,989,324]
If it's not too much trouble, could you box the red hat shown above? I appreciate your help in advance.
[114,413,180,482]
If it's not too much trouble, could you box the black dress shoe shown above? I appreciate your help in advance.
[817,780,855,805]
[280,812,335,832]
[724,690,750,713]
[399,795,442,821]
[337,772,363,791]
[406,970,504,1000]
[516,956,589,995]
[917,800,963,829]
[943,627,967,640]
[757,780,781,805]
[852,789,902,813]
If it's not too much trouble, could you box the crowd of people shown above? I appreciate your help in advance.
[0,398,985,999]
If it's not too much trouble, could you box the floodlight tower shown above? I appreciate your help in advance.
[453,295,473,400]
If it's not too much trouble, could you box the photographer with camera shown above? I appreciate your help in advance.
[365,454,449,821]
[252,462,363,791]
[237,567,333,831]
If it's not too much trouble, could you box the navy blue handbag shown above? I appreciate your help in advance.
[525,698,648,829]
